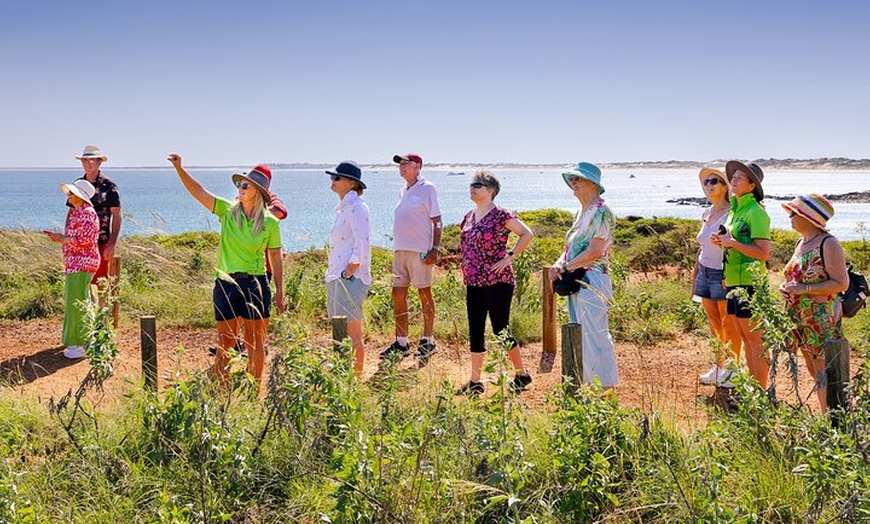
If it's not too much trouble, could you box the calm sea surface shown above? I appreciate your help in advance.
[3,168,870,251]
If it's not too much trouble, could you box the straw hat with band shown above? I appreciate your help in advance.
[561,162,605,194]
[231,166,272,202]
[61,179,96,202]
[325,161,367,189]
[75,145,108,162]
[725,160,765,201]
[698,166,726,186]
[782,194,834,231]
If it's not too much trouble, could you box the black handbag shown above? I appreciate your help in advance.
[552,267,587,296]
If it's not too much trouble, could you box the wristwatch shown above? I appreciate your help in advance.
[341,270,352,280]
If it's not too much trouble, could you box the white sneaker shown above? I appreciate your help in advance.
[717,370,735,389]
[699,365,725,385]
[63,345,85,359]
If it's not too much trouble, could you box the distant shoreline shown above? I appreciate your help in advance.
[3,157,870,171]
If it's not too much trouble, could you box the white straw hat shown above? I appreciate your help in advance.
[75,145,108,162]
[60,179,96,202]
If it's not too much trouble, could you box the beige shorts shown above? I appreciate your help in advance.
[392,250,434,288]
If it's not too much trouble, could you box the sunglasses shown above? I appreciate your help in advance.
[331,175,343,182]
[567,175,582,183]
[703,177,722,186]
[788,211,797,218]
[469,182,488,189]
[235,180,253,190]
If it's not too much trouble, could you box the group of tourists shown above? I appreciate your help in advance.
[48,146,849,406]
[693,162,849,411]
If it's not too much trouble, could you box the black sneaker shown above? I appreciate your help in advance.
[509,373,533,393]
[456,381,484,397]
[379,341,410,361]
[415,339,437,359]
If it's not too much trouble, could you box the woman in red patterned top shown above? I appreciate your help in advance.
[44,180,100,359]
[455,170,534,397]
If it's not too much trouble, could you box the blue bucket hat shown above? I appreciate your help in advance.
[561,162,604,194]
[325,160,366,189]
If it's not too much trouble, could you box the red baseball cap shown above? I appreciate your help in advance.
[251,163,272,180]
[392,153,423,166]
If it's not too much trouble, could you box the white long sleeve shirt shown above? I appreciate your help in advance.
[326,191,372,285]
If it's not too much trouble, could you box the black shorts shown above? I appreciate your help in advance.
[726,285,755,319]
[213,274,271,322]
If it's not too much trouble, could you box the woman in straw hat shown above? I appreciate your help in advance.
[712,161,771,389]
[325,161,372,376]
[549,162,618,390]
[779,194,849,412]
[44,179,100,359]
[168,153,284,387]
[694,167,742,388]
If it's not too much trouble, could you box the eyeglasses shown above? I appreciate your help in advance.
[235,181,253,189]
[469,182,488,189]
[567,175,581,183]
[703,177,722,186]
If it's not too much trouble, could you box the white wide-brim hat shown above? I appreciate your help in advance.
[61,179,96,202]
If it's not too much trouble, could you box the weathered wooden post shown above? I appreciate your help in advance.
[109,256,121,328]
[561,323,583,396]
[140,315,157,393]
[824,338,850,426]
[331,316,349,352]
[540,266,558,372]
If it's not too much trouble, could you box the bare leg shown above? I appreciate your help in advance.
[719,301,742,363]
[506,346,526,375]
[418,286,435,338]
[392,286,409,339]
[802,351,827,413]
[736,317,768,389]
[470,352,484,382]
[215,318,242,386]
[242,318,268,385]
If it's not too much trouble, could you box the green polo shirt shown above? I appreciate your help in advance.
[213,197,282,276]
[723,193,770,287]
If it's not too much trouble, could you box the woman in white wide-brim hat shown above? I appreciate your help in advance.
[694,167,742,388]
[44,179,100,359]
[167,153,284,388]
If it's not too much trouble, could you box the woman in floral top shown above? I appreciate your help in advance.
[549,162,619,390]
[44,180,100,359]
[455,171,534,397]
[779,194,849,412]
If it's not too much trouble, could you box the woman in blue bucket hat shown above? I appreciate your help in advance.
[549,162,618,391]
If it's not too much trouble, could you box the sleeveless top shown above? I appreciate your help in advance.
[696,206,728,270]
[782,238,843,356]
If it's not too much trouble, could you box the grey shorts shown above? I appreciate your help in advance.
[327,277,369,322]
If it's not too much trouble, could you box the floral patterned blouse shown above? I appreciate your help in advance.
[460,206,515,287]
[563,197,614,273]
[63,204,100,275]
[783,238,843,356]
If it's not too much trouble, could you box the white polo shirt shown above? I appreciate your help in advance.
[393,177,441,253]
[326,191,372,285]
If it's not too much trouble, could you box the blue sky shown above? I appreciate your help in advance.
[2,0,868,167]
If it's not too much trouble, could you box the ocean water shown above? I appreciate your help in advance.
[3,167,870,251]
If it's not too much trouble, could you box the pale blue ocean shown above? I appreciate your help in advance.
[3,167,870,251]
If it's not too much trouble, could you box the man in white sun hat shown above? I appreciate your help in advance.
[68,145,121,291]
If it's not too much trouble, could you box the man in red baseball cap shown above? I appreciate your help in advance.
[381,153,442,362]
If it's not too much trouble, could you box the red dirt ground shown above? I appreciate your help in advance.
[0,318,860,428]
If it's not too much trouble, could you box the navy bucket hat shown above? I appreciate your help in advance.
[326,161,366,189]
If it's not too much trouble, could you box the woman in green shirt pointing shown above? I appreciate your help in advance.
[168,153,284,387]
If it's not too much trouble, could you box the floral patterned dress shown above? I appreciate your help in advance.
[783,240,843,357]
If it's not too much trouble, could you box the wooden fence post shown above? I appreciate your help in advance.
[561,323,583,396]
[140,315,157,393]
[331,316,349,352]
[109,256,121,328]
[824,338,850,426]
[540,266,558,372]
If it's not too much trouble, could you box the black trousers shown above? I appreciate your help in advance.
[466,283,517,353]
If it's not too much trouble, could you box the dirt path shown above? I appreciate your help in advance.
[0,319,855,428]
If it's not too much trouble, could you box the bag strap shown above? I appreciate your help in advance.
[818,235,833,278]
